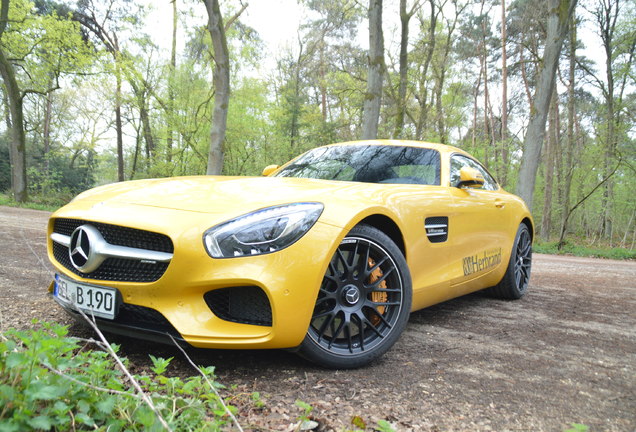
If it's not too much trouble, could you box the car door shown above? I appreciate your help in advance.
[447,154,511,292]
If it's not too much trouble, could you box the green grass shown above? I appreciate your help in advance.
[0,192,66,212]
[534,241,635,260]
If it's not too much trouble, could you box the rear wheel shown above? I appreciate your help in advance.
[489,223,532,299]
[298,224,412,368]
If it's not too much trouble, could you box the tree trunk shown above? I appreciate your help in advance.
[290,52,302,154]
[415,0,436,140]
[394,0,413,138]
[481,31,492,167]
[115,54,124,182]
[433,3,461,145]
[560,14,576,241]
[139,93,155,163]
[43,83,53,175]
[0,0,27,202]
[470,67,482,154]
[500,0,509,187]
[519,45,534,106]
[131,123,141,179]
[599,0,618,240]
[167,0,177,164]
[516,0,577,210]
[541,89,558,241]
[361,0,384,140]
[320,43,327,122]
[204,0,230,175]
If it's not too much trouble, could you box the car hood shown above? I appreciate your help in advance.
[68,176,410,223]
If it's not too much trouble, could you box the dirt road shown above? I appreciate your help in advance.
[1,205,634,431]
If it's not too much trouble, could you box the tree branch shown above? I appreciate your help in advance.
[224,2,248,32]
[558,155,623,248]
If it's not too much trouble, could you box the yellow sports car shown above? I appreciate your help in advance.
[47,140,533,368]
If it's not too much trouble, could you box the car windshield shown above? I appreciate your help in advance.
[275,145,441,186]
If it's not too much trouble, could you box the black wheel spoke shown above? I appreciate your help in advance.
[317,311,336,342]
[369,287,402,293]
[345,321,353,353]
[355,241,371,277]
[336,249,348,273]
[323,273,338,284]
[354,314,365,350]
[365,306,393,328]
[369,301,401,307]
[361,316,384,338]
[349,242,359,267]
[312,306,333,317]
[366,266,395,290]
[328,316,346,349]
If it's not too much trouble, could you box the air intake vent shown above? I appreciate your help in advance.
[204,287,272,326]
[425,216,448,243]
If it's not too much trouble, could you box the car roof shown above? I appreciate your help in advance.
[322,139,467,156]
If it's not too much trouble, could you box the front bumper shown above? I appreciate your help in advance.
[51,291,187,346]
[47,204,345,350]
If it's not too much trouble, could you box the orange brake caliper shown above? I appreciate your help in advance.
[367,258,388,325]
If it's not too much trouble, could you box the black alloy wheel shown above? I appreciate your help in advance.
[298,224,412,368]
[489,223,533,299]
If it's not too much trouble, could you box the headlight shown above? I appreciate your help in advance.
[203,203,324,258]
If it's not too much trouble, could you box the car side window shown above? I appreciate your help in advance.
[449,154,498,191]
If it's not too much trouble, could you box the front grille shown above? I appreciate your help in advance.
[204,287,272,326]
[63,300,181,339]
[54,218,173,252]
[113,303,180,337]
[52,218,173,283]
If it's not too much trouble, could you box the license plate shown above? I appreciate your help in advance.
[54,274,117,320]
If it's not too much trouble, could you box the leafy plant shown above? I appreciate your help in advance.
[375,419,396,432]
[0,321,240,431]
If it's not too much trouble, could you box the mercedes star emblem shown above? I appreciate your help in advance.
[69,225,105,273]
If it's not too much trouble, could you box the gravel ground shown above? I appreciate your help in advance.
[0,205,634,431]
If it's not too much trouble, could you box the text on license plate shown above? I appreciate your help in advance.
[54,275,117,320]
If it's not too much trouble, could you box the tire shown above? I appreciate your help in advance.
[489,223,532,299]
[298,224,412,368]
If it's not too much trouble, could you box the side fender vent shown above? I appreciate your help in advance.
[425,216,448,243]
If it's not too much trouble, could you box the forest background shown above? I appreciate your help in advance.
[0,0,634,251]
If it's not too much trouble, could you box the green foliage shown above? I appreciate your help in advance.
[0,144,10,192]
[0,0,93,91]
[375,420,396,432]
[27,151,95,198]
[534,241,636,260]
[294,399,313,419]
[563,423,589,432]
[351,415,366,429]
[0,191,62,211]
[0,321,237,431]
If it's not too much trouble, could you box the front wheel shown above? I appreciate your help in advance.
[298,224,412,368]
[488,223,532,299]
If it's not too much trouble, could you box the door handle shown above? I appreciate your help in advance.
[495,199,505,209]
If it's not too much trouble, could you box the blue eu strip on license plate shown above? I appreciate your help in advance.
[54,274,117,320]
